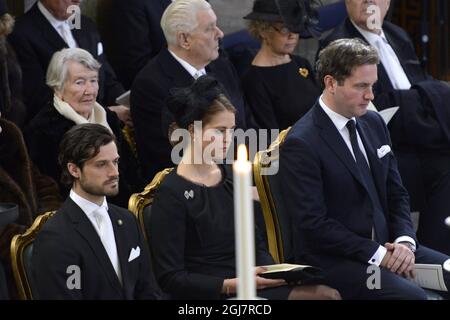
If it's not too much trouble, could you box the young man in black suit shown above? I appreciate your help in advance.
[32,124,159,299]
[280,38,450,299]
[319,0,450,255]
[131,0,255,180]
[9,0,130,125]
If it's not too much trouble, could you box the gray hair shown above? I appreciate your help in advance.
[316,38,379,89]
[46,48,101,92]
[161,0,211,46]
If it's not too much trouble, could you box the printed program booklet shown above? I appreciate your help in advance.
[259,263,324,285]
[413,264,448,292]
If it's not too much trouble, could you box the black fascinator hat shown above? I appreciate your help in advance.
[244,0,322,38]
[167,75,225,129]
[275,0,321,37]
[243,0,284,22]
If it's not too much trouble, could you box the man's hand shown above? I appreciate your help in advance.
[382,242,415,279]
[108,105,133,128]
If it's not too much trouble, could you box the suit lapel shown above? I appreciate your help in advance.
[30,5,68,50]
[314,105,366,187]
[72,29,87,52]
[159,49,195,87]
[65,198,123,294]
[72,23,92,55]
[382,26,406,66]
[108,207,132,295]
[357,120,388,204]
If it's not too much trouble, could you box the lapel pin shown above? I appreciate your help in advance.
[117,219,123,226]
[184,190,194,200]
[299,68,309,78]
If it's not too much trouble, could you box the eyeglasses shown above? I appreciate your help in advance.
[271,25,294,35]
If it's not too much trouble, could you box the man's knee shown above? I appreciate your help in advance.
[382,279,427,300]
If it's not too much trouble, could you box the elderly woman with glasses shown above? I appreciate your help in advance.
[241,0,320,139]
[24,48,142,207]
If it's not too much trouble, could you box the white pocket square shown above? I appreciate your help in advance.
[128,246,140,262]
[377,145,391,159]
[97,42,104,56]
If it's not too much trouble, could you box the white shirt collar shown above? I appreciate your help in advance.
[351,19,388,47]
[70,189,108,218]
[38,1,67,28]
[319,95,355,131]
[168,49,206,79]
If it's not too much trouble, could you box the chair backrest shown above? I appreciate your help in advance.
[128,168,173,243]
[10,211,56,300]
[128,168,173,300]
[253,128,292,264]
[122,125,138,159]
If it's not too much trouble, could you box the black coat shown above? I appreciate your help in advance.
[9,4,124,123]
[131,48,254,179]
[24,103,142,207]
[108,0,171,89]
[32,198,160,300]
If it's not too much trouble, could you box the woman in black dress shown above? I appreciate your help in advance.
[241,0,320,136]
[149,75,340,300]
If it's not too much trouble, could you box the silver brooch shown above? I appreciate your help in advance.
[184,190,194,200]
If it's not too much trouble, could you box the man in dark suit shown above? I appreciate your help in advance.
[280,38,450,299]
[32,124,159,299]
[131,0,254,180]
[319,0,450,255]
[108,0,171,89]
[9,0,130,125]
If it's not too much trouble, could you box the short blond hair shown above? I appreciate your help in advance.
[161,0,211,46]
[247,20,272,42]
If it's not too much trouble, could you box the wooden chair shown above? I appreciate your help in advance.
[253,127,291,263]
[128,168,173,243]
[10,211,56,300]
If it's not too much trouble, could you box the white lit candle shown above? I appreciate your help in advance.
[233,144,257,300]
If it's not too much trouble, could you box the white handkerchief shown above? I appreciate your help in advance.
[128,246,140,262]
[377,145,391,158]
[97,42,104,56]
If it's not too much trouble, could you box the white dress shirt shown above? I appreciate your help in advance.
[351,20,411,90]
[319,96,369,164]
[69,190,122,283]
[168,50,206,79]
[319,97,415,265]
[38,1,78,48]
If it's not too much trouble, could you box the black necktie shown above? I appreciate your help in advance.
[346,120,388,243]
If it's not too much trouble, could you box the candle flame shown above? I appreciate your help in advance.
[237,144,248,162]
